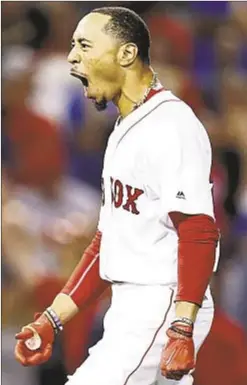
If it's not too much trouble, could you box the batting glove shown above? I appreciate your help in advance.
[160,318,195,380]
[15,312,55,366]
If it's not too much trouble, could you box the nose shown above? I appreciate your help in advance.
[67,48,81,65]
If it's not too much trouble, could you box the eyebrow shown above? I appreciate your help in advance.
[71,37,93,45]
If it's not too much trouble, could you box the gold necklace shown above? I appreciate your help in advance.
[117,73,158,124]
[133,72,158,110]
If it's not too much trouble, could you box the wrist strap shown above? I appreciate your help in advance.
[171,317,194,327]
[45,307,63,334]
[170,317,193,338]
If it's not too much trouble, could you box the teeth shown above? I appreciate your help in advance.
[70,72,88,87]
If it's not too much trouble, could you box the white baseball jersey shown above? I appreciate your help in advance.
[98,89,217,285]
[66,88,216,385]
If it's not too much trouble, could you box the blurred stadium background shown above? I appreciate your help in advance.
[1,2,247,385]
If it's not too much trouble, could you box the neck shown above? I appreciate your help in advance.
[115,64,154,118]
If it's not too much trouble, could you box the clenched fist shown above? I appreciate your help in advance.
[15,313,55,366]
[160,320,195,381]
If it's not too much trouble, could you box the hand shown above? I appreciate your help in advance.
[160,320,195,380]
[15,313,55,366]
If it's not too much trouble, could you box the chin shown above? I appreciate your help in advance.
[94,97,108,111]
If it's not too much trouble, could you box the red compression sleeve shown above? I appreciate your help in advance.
[169,212,219,306]
[61,230,110,309]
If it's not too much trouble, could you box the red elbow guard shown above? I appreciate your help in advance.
[171,214,219,306]
[61,230,109,309]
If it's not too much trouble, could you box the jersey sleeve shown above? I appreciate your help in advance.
[150,102,215,218]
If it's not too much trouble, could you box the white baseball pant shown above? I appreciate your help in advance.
[66,283,214,385]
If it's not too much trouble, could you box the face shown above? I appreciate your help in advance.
[68,13,124,110]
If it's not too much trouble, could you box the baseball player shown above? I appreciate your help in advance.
[15,7,219,385]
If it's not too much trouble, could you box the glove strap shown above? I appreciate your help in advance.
[170,317,194,338]
[171,317,194,327]
[44,307,63,334]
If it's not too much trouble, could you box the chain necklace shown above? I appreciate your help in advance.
[133,72,158,110]
[117,72,159,124]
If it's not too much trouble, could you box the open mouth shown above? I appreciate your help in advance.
[70,70,89,87]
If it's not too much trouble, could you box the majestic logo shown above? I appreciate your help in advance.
[176,191,185,200]
[101,177,144,215]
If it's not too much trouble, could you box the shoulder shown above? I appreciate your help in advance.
[145,92,211,161]
[151,91,198,125]
[148,91,207,141]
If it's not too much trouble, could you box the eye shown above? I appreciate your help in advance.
[80,42,90,50]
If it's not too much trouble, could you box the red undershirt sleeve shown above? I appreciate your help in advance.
[169,212,219,306]
[61,230,110,309]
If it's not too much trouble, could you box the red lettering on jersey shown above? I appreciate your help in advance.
[107,177,144,215]
[123,185,144,215]
[111,178,123,208]
[113,179,124,208]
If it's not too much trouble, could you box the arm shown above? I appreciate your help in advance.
[160,211,219,380]
[170,211,219,320]
[153,103,220,380]
[54,229,109,323]
[15,230,110,366]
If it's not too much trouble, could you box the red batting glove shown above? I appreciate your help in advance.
[160,320,195,381]
[15,313,55,366]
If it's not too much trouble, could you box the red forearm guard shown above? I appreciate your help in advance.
[61,230,110,309]
[169,213,219,306]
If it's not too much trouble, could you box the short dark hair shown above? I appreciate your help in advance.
[91,6,151,65]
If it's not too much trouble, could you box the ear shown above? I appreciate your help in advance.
[117,43,138,67]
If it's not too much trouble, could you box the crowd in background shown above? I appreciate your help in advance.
[1,2,247,385]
